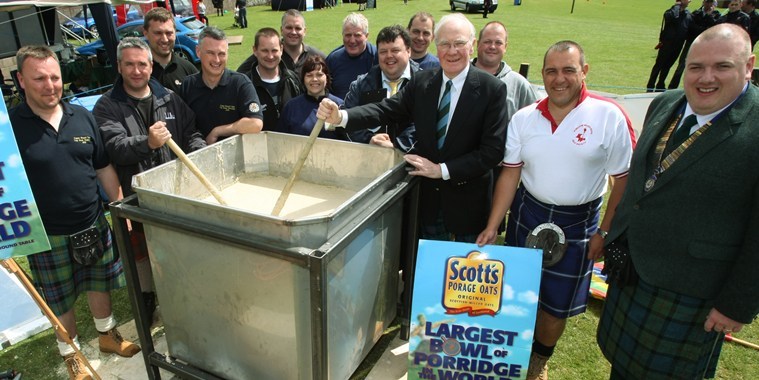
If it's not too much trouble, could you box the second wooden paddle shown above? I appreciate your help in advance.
[272,119,325,216]
[166,138,228,206]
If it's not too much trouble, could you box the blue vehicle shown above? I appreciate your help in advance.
[76,17,205,64]
[63,7,142,37]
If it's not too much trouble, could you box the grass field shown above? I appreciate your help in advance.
[1,0,758,378]
[217,0,680,93]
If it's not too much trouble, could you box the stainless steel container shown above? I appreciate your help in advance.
[128,132,413,380]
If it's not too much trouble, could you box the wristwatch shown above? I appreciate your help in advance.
[596,229,608,239]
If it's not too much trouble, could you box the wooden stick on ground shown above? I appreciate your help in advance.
[1,259,101,380]
[725,333,759,351]
[272,119,325,216]
[165,138,228,206]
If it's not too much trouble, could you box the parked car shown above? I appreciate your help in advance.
[76,16,205,63]
[168,0,196,17]
[62,6,142,37]
[450,0,498,13]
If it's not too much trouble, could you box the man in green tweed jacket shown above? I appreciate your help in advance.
[597,23,759,379]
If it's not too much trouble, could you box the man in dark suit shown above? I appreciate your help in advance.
[598,24,759,378]
[318,13,508,243]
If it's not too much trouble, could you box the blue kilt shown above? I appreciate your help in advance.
[598,278,723,379]
[505,186,601,318]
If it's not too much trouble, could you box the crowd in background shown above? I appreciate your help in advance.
[6,2,759,380]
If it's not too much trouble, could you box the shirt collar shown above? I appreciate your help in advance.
[535,83,588,132]
[443,64,470,91]
[536,83,589,113]
[197,68,231,89]
[381,64,412,84]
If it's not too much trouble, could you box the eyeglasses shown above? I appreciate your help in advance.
[436,40,469,52]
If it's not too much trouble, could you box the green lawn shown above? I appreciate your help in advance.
[217,0,684,94]
[2,0,758,378]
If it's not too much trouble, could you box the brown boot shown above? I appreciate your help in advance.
[63,354,93,380]
[526,352,549,380]
[98,328,141,357]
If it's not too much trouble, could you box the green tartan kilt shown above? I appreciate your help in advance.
[28,212,125,316]
[597,278,723,379]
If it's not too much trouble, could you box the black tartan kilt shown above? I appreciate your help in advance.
[597,278,723,379]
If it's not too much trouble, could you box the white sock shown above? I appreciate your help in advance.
[93,314,117,333]
[58,336,80,357]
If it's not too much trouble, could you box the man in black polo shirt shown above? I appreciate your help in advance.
[94,37,205,324]
[179,26,263,144]
[245,27,302,131]
[10,45,140,380]
[143,7,198,93]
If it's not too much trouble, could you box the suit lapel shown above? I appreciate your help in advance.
[443,66,480,151]
[645,86,756,193]
[637,99,680,164]
[627,93,683,196]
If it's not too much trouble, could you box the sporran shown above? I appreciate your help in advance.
[69,226,104,266]
[524,223,568,267]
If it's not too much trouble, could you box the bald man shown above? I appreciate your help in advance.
[597,24,759,379]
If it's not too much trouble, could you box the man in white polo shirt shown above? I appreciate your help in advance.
[476,40,636,380]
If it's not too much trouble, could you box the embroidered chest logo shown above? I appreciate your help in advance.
[73,136,92,144]
[219,104,236,112]
[572,124,593,145]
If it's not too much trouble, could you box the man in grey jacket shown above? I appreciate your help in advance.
[95,37,205,196]
[93,37,205,323]
[472,21,538,125]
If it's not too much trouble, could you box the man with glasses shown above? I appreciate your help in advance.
[318,13,508,244]
[325,13,378,99]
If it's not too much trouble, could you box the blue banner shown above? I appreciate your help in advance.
[0,100,50,259]
[408,240,542,380]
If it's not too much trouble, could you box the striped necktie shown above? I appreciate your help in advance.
[436,80,452,149]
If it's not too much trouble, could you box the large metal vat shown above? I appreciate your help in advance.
[116,132,415,380]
